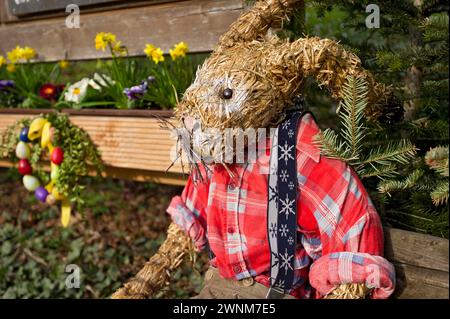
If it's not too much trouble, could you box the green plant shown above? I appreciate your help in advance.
[143,50,206,109]
[0,46,65,109]
[315,76,417,179]
[0,172,206,298]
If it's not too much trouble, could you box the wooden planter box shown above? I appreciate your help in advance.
[0,108,186,185]
[0,108,448,298]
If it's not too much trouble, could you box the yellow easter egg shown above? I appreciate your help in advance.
[50,162,59,181]
[28,118,48,141]
[61,199,71,228]
[40,122,52,148]
[45,181,54,193]
[51,187,64,200]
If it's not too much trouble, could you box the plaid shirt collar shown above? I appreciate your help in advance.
[253,115,322,164]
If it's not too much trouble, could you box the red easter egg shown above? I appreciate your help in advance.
[18,159,32,175]
[51,147,64,165]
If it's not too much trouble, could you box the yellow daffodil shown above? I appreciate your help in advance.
[7,46,23,64]
[21,46,36,60]
[59,60,70,69]
[6,64,16,73]
[6,45,36,63]
[169,41,189,60]
[144,44,155,57]
[112,41,127,56]
[0,55,6,67]
[144,44,165,64]
[95,32,117,51]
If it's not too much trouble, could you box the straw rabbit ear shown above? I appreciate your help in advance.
[286,37,393,120]
[216,0,303,50]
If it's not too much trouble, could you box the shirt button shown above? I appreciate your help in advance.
[233,265,241,273]
[227,227,235,234]
[228,184,235,191]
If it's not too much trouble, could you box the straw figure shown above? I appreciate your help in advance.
[112,0,396,299]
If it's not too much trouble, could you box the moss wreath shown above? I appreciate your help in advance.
[2,113,103,227]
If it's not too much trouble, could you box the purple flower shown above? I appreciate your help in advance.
[123,80,149,100]
[0,80,14,91]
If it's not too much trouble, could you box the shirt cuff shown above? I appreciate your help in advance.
[309,252,396,299]
[166,196,206,251]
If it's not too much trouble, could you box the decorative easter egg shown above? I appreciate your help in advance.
[23,175,40,191]
[19,127,30,142]
[52,188,64,201]
[51,147,64,165]
[50,163,59,181]
[15,141,30,159]
[41,122,52,148]
[18,159,32,175]
[45,181,54,193]
[28,118,47,141]
[46,194,56,205]
[35,186,49,203]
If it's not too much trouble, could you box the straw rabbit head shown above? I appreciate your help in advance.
[173,0,393,167]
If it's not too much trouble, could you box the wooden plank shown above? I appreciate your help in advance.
[0,0,244,61]
[102,165,187,185]
[393,263,449,299]
[0,160,187,186]
[7,0,125,16]
[1,0,181,23]
[0,112,186,176]
[384,227,449,272]
[0,108,173,118]
[384,227,449,298]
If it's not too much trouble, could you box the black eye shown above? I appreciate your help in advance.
[222,88,233,99]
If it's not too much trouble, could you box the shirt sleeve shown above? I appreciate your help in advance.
[166,172,209,251]
[299,160,396,299]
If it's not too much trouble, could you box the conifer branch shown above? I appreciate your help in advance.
[431,180,449,206]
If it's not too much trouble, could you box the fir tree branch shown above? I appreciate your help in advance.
[339,75,367,158]
[431,180,449,206]
[359,164,398,180]
[359,139,417,167]
[313,129,353,161]
[425,145,449,177]
[377,169,424,194]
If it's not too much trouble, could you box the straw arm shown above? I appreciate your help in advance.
[324,283,372,299]
[111,222,193,299]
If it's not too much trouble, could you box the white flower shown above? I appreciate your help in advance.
[89,73,115,91]
[88,79,102,91]
[64,78,90,103]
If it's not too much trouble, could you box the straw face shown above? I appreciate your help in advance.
[176,38,291,132]
[171,0,393,166]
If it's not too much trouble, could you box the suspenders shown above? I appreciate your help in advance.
[267,107,309,298]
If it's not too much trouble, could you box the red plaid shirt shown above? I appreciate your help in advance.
[167,114,395,299]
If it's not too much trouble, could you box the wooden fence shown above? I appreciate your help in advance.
[0,0,245,61]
